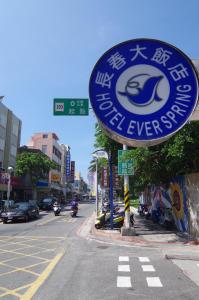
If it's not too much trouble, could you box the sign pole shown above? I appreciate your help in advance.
[95,159,99,216]
[123,145,130,228]
[109,151,113,230]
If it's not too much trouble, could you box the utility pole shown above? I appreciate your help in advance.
[123,145,130,228]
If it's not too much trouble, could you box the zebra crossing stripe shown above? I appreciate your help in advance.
[139,257,150,262]
[118,265,130,272]
[119,256,129,262]
[146,277,163,287]
[117,276,132,287]
[142,265,155,272]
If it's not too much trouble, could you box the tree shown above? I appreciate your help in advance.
[15,150,57,199]
[94,123,122,164]
[122,121,199,191]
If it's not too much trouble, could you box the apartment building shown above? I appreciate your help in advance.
[27,132,63,184]
[0,101,21,170]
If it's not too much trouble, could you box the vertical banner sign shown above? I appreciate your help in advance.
[101,166,109,188]
[70,161,75,183]
[89,39,199,147]
[66,151,71,178]
[113,166,120,189]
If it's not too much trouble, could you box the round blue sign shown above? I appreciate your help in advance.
[89,39,199,147]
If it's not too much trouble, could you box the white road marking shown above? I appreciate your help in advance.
[139,257,150,262]
[119,256,129,262]
[142,265,155,272]
[118,265,130,272]
[146,277,163,287]
[117,276,132,287]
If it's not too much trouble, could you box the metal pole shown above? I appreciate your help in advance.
[123,144,130,228]
[109,152,113,229]
[95,159,99,216]
[7,173,11,202]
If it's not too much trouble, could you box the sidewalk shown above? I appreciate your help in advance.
[89,207,199,256]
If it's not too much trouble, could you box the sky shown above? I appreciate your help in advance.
[0,0,199,182]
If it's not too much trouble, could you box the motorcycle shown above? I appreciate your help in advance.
[71,206,78,217]
[53,204,61,216]
[95,204,134,229]
[138,204,148,217]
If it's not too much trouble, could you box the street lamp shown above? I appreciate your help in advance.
[7,166,13,206]
[92,149,108,217]
[92,149,114,229]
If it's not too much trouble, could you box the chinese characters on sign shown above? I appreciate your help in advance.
[66,151,71,179]
[70,161,75,183]
[89,39,198,147]
[54,99,89,116]
[118,150,134,176]
[101,166,109,188]
[101,166,121,189]
[112,165,121,189]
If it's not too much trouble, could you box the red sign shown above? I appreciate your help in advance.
[113,166,121,189]
[101,166,109,188]
[70,161,75,183]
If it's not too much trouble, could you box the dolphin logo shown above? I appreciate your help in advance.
[118,73,163,106]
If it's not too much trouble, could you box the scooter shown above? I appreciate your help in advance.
[138,204,148,217]
[71,206,78,217]
[53,204,61,216]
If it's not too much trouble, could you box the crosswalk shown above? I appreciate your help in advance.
[117,256,163,288]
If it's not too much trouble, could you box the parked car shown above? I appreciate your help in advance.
[1,202,39,223]
[39,197,57,210]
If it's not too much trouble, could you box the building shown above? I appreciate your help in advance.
[0,101,21,170]
[0,100,22,199]
[73,172,88,198]
[27,133,68,199]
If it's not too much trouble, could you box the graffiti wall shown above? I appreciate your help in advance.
[150,176,188,232]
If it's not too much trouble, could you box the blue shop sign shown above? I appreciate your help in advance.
[89,39,199,147]
[66,151,71,177]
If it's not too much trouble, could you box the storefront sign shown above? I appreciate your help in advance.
[70,161,75,183]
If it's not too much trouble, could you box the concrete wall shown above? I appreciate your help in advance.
[185,173,199,240]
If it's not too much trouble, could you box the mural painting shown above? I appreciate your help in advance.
[150,176,188,232]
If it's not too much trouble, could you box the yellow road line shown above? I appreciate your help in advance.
[0,286,22,298]
[20,251,64,300]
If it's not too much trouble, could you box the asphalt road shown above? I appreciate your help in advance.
[0,202,198,300]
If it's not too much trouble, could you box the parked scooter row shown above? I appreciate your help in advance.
[95,202,134,229]
[138,203,175,230]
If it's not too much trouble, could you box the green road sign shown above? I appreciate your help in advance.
[53,98,89,116]
[118,150,134,175]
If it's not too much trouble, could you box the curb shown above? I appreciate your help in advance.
[91,224,150,245]
[165,254,199,261]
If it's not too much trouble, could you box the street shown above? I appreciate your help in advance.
[0,201,198,300]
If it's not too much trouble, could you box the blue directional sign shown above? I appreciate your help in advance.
[89,39,199,147]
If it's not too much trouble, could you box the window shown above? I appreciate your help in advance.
[42,145,47,154]
[0,138,5,150]
[43,134,48,138]
[10,145,17,157]
[12,122,18,136]
[53,146,62,160]
[0,113,7,128]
